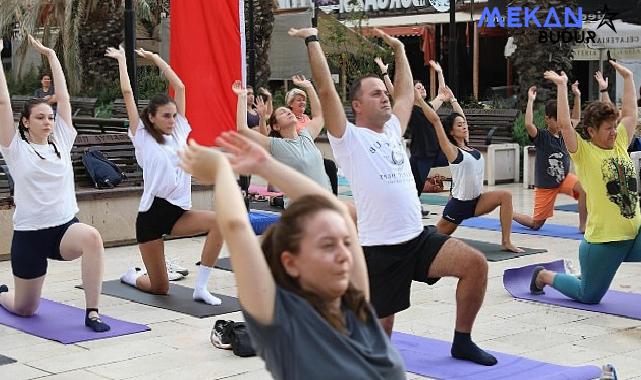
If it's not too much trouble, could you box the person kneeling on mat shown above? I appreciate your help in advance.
[0,36,109,332]
[531,64,640,303]
[179,132,406,380]
[105,47,223,305]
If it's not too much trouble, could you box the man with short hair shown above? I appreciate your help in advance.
[34,73,57,112]
[288,26,497,366]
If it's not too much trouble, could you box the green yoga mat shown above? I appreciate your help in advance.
[339,191,450,206]
[460,238,546,262]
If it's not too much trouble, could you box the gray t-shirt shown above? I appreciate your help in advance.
[532,129,571,188]
[243,287,406,380]
[270,128,332,205]
[34,86,56,111]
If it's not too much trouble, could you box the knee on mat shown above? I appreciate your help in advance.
[577,291,604,305]
[14,305,38,317]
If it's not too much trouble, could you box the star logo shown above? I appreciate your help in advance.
[596,5,618,33]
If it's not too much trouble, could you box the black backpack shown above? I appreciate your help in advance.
[82,148,125,189]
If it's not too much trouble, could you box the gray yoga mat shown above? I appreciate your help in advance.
[78,280,241,318]
[461,238,546,262]
[215,257,233,271]
[0,354,16,366]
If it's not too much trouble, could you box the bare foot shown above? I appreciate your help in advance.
[502,243,525,253]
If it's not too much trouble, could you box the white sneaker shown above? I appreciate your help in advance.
[166,258,189,276]
[120,267,144,286]
[167,270,184,281]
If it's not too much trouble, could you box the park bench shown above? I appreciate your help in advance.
[72,116,129,135]
[111,98,149,118]
[11,95,98,120]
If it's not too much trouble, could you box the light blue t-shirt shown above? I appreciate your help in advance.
[244,287,406,380]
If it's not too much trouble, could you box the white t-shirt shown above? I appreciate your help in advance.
[450,148,484,201]
[129,114,192,212]
[0,118,79,230]
[328,115,423,246]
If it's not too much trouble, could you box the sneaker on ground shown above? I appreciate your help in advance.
[166,258,189,276]
[211,320,234,349]
[167,270,184,281]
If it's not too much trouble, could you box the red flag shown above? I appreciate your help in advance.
[170,0,245,146]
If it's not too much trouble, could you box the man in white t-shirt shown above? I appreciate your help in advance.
[288,27,497,366]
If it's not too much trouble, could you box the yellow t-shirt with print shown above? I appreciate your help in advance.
[570,123,640,243]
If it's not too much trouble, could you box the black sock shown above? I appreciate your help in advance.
[0,284,7,293]
[451,331,497,366]
[85,308,111,333]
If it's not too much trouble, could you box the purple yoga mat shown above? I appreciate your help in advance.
[0,298,149,344]
[393,332,600,380]
[504,260,641,319]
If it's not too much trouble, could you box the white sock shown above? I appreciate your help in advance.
[193,265,221,305]
[120,267,143,287]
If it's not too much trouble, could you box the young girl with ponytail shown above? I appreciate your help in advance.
[105,47,223,304]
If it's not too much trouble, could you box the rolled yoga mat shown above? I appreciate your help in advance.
[79,281,241,318]
[0,298,149,344]
[460,238,546,262]
[460,217,584,240]
[247,184,283,197]
[554,204,579,212]
[249,211,280,234]
[0,354,16,366]
[393,332,601,380]
[504,260,641,320]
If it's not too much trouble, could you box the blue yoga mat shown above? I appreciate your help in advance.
[504,260,641,320]
[555,204,579,212]
[460,217,584,240]
[249,211,279,235]
[338,175,350,186]
[393,332,601,380]
[0,298,149,344]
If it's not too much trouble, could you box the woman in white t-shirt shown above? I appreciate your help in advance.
[105,47,223,305]
[0,36,110,332]
[416,89,524,253]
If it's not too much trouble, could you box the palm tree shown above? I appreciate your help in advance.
[0,0,167,94]
[508,0,577,108]
[246,0,275,89]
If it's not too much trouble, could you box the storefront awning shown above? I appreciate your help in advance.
[342,11,482,28]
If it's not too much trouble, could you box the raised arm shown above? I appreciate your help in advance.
[105,47,140,134]
[441,85,464,116]
[217,132,368,302]
[429,60,446,90]
[258,87,273,119]
[178,139,275,323]
[375,57,394,98]
[610,60,638,143]
[594,71,612,105]
[136,48,185,116]
[374,29,413,133]
[0,39,15,147]
[292,75,324,139]
[545,71,576,153]
[29,35,72,128]
[415,88,459,162]
[289,28,347,138]
[570,81,581,124]
[232,80,270,150]
[255,96,270,136]
[524,86,539,139]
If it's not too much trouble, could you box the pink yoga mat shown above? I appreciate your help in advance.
[393,332,600,379]
[248,185,283,197]
[0,298,149,344]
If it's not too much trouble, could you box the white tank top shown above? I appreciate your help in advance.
[450,148,484,201]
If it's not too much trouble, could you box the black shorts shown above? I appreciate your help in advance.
[442,196,480,225]
[11,217,79,280]
[364,226,449,318]
[136,197,187,243]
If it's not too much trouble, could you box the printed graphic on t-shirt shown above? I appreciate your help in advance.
[600,157,639,219]
[546,152,566,183]
[368,137,413,185]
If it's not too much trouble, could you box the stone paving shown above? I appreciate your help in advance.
[1,182,641,379]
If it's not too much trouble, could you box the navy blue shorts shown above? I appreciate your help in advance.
[11,217,79,279]
[136,197,186,243]
[442,196,480,225]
